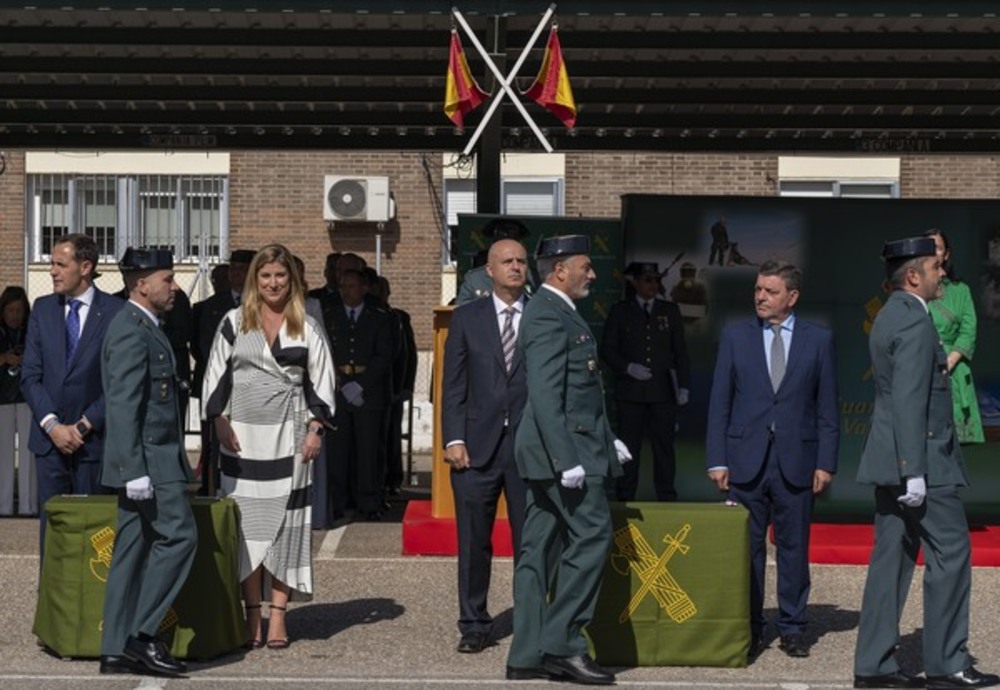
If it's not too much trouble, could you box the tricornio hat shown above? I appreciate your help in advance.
[481,217,530,240]
[118,247,174,273]
[535,234,589,259]
[882,237,936,261]
[624,261,661,278]
[229,249,256,264]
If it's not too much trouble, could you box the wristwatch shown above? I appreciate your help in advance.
[76,421,90,437]
[308,425,325,437]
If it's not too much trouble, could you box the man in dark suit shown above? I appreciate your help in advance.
[190,249,253,495]
[601,261,691,501]
[442,238,530,655]
[506,235,629,685]
[21,233,124,552]
[380,275,417,497]
[98,248,197,678]
[324,268,393,520]
[706,259,839,661]
[853,238,999,690]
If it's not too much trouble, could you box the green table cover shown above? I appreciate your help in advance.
[33,495,247,660]
[586,502,750,668]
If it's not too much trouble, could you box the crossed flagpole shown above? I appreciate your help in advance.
[451,5,556,154]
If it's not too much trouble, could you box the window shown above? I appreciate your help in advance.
[779,180,899,198]
[442,176,564,264]
[26,173,228,262]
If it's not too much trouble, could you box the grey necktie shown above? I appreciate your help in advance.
[500,306,516,373]
[770,324,785,392]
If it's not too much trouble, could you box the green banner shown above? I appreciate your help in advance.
[586,502,750,667]
[621,195,1000,519]
[455,214,623,342]
[33,495,247,659]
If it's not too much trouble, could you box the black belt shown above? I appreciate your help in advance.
[337,364,367,375]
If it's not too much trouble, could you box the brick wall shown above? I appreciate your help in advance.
[228,151,445,351]
[901,155,1000,198]
[565,152,779,217]
[0,151,26,290]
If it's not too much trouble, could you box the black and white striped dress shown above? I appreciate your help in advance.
[203,309,336,600]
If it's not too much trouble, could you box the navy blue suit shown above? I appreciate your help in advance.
[21,288,124,548]
[442,296,529,636]
[706,315,839,639]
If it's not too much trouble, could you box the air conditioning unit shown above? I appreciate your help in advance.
[323,175,392,222]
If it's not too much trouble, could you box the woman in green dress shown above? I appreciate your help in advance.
[925,229,985,443]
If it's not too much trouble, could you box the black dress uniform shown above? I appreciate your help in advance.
[321,298,393,518]
[601,268,691,501]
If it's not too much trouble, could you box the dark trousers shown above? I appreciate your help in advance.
[728,441,813,638]
[616,399,678,501]
[854,485,971,677]
[100,481,198,656]
[330,406,385,514]
[311,437,333,528]
[36,450,108,558]
[449,430,528,635]
[384,399,405,491]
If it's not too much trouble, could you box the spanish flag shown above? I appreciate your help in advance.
[524,26,577,129]
[444,30,490,127]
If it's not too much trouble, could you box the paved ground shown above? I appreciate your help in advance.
[3,461,1000,689]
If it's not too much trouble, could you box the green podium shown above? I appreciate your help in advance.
[33,495,247,660]
[586,502,750,668]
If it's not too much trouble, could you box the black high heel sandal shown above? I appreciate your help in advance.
[244,604,263,649]
[265,605,290,649]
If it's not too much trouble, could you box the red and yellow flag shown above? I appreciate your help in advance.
[443,30,490,127]
[524,26,577,129]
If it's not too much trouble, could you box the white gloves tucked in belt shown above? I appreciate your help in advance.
[626,363,653,381]
[613,439,633,465]
[126,476,154,501]
[897,475,927,508]
[341,381,365,407]
[560,465,586,489]
[676,388,690,406]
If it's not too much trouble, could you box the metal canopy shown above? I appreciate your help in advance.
[2,2,1000,153]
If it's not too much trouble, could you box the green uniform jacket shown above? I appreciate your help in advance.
[514,286,621,481]
[857,290,969,488]
[100,303,194,488]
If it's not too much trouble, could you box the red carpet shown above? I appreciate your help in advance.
[403,500,1000,566]
[807,523,1000,566]
[402,500,513,557]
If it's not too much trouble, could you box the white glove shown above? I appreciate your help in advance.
[613,439,633,465]
[341,381,365,406]
[676,388,690,406]
[626,363,653,381]
[125,476,154,501]
[897,476,927,508]
[560,465,586,489]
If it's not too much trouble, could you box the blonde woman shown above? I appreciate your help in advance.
[203,244,336,649]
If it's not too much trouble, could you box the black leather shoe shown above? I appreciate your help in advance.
[364,510,382,522]
[123,635,187,677]
[506,666,551,681]
[99,655,135,675]
[779,634,810,658]
[748,635,768,661]
[926,667,1000,689]
[854,670,924,688]
[542,653,615,685]
[456,631,488,654]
